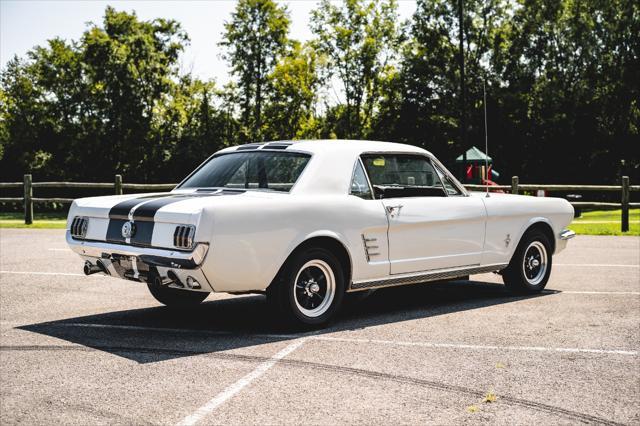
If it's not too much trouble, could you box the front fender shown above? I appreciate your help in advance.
[509,216,555,256]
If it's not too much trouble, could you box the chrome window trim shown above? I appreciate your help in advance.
[348,157,375,200]
[176,149,314,194]
[432,161,465,197]
[358,151,456,198]
[429,155,469,196]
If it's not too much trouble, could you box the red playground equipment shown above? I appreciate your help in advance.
[455,146,501,187]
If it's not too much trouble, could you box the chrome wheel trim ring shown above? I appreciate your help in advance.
[522,241,548,286]
[293,259,336,318]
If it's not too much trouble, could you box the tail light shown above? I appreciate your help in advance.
[70,216,89,238]
[173,225,195,249]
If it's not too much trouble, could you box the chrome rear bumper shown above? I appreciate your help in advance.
[66,231,212,292]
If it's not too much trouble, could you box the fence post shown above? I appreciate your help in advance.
[511,176,519,195]
[23,174,33,225]
[115,174,123,195]
[621,176,629,232]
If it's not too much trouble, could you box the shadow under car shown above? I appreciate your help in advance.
[18,279,556,364]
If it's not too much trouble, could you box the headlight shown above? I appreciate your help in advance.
[70,216,89,239]
[173,225,196,249]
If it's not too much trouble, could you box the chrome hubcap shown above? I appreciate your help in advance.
[294,260,336,318]
[522,241,548,285]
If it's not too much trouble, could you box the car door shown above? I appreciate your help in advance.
[361,153,486,275]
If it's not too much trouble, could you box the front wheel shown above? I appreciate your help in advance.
[502,230,553,294]
[267,247,345,328]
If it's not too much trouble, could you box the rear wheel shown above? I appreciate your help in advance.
[147,281,209,307]
[267,247,345,328]
[502,230,553,294]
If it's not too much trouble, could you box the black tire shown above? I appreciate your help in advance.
[267,247,346,328]
[147,282,209,307]
[502,229,553,294]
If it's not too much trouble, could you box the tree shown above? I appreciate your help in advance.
[264,42,320,140]
[81,7,188,180]
[220,0,290,142]
[311,0,401,139]
[381,0,508,166]
[492,0,639,182]
[151,76,234,181]
[0,56,52,179]
[0,7,190,181]
[1,2,637,186]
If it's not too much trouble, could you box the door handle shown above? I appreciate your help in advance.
[386,204,403,217]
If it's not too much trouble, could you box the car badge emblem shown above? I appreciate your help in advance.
[121,221,136,238]
[505,234,511,247]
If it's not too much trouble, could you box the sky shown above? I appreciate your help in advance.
[0,0,417,84]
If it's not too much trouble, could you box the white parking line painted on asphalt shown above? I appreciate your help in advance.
[0,270,100,277]
[57,322,302,340]
[61,323,235,335]
[555,263,639,268]
[176,338,309,426]
[315,336,639,356]
[50,323,639,357]
[558,291,640,295]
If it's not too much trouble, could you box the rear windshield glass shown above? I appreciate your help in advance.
[179,151,311,192]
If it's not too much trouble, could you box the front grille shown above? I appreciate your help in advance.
[173,225,196,249]
[70,216,88,238]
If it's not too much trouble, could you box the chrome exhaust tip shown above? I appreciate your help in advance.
[83,261,102,276]
[150,271,181,288]
[167,270,184,288]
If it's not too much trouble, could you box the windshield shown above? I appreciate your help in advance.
[179,151,311,192]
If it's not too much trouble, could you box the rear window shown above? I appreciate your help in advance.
[180,151,311,192]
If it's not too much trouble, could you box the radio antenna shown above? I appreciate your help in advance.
[483,78,490,198]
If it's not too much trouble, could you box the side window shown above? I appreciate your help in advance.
[361,154,447,199]
[434,164,463,196]
[350,160,373,199]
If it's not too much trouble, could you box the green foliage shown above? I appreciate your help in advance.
[0,7,237,182]
[488,0,640,182]
[311,0,402,138]
[220,0,291,141]
[0,1,638,185]
[265,42,321,140]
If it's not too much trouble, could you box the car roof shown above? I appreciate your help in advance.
[213,140,439,196]
[218,139,432,157]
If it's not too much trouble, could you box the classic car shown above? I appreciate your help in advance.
[66,140,575,326]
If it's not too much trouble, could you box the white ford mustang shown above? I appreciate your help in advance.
[67,140,575,326]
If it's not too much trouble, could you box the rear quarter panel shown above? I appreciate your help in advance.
[199,194,389,292]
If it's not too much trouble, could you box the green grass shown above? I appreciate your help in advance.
[0,211,67,229]
[568,209,639,236]
[0,209,638,235]
[0,220,67,229]
[573,209,640,222]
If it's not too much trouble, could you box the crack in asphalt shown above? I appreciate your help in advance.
[1,344,624,426]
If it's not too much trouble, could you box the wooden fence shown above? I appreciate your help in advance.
[1,174,638,231]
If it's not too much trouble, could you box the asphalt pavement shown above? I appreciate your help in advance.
[0,229,638,425]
